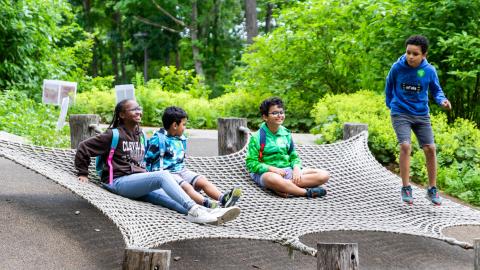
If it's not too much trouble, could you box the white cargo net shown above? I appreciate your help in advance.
[0,131,478,256]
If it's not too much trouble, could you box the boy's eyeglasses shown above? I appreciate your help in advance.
[126,106,143,112]
[269,111,285,116]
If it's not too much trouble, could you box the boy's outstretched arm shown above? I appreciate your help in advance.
[245,136,269,174]
[429,70,451,110]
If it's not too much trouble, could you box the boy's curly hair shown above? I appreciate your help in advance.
[405,35,429,54]
[259,97,284,116]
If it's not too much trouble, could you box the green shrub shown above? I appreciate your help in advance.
[69,88,116,124]
[311,90,398,164]
[0,91,70,147]
[311,90,480,205]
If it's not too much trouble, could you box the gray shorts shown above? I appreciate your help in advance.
[250,167,294,188]
[171,169,202,189]
[391,114,434,147]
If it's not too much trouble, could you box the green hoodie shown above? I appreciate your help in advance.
[246,122,302,174]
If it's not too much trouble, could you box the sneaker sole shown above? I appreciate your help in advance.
[224,188,242,207]
[217,207,241,224]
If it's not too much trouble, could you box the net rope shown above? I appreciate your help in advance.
[1,131,479,256]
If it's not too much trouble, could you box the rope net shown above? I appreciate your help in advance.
[1,131,479,256]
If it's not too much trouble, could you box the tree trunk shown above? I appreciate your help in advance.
[123,248,170,270]
[116,12,127,83]
[69,114,100,149]
[245,0,258,44]
[317,243,359,270]
[475,239,480,270]
[343,123,368,140]
[190,0,204,77]
[111,13,119,83]
[218,118,249,155]
[144,46,148,83]
[175,46,180,69]
[265,2,273,33]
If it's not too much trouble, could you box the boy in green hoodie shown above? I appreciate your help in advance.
[245,97,330,198]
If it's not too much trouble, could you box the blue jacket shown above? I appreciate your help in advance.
[145,128,187,173]
[385,54,447,116]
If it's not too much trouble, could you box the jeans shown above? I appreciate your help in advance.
[108,171,191,215]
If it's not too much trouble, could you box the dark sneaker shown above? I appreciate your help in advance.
[306,187,327,198]
[203,198,219,209]
[401,185,413,204]
[221,186,242,207]
[426,186,442,205]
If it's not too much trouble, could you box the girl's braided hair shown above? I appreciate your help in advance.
[108,99,131,129]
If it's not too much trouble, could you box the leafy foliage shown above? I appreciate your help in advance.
[0,0,91,98]
[0,91,70,147]
[233,0,480,130]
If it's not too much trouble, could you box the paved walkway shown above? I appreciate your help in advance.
[0,130,478,269]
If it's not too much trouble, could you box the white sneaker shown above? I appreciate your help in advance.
[186,205,219,224]
[208,206,241,224]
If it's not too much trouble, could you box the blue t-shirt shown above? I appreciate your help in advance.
[385,54,447,116]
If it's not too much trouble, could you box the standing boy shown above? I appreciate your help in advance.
[145,106,242,209]
[245,97,329,198]
[385,35,451,205]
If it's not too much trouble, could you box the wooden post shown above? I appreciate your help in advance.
[317,243,359,270]
[475,239,480,270]
[218,118,248,155]
[343,123,368,140]
[123,248,170,270]
[69,114,100,149]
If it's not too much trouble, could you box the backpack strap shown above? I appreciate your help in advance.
[157,129,167,170]
[258,128,266,162]
[106,128,119,185]
[258,127,294,162]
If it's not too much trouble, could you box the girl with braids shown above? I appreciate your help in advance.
[75,99,240,224]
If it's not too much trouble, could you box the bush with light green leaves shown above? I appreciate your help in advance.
[0,91,70,147]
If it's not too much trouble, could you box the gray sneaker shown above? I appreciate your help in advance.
[186,205,219,224]
[208,206,241,224]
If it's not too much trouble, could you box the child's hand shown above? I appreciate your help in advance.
[441,99,452,110]
[269,167,286,177]
[292,167,302,185]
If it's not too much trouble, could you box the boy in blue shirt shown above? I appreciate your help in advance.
[385,35,451,205]
[145,106,241,209]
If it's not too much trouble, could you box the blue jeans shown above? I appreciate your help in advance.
[107,171,191,215]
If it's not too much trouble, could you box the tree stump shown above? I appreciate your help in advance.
[343,123,368,140]
[122,248,170,270]
[218,118,248,155]
[317,243,359,270]
[475,239,480,270]
[69,114,100,149]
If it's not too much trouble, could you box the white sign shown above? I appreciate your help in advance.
[56,97,70,130]
[42,80,77,106]
[115,84,135,104]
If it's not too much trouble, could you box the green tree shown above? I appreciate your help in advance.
[0,0,91,97]
[232,0,480,130]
